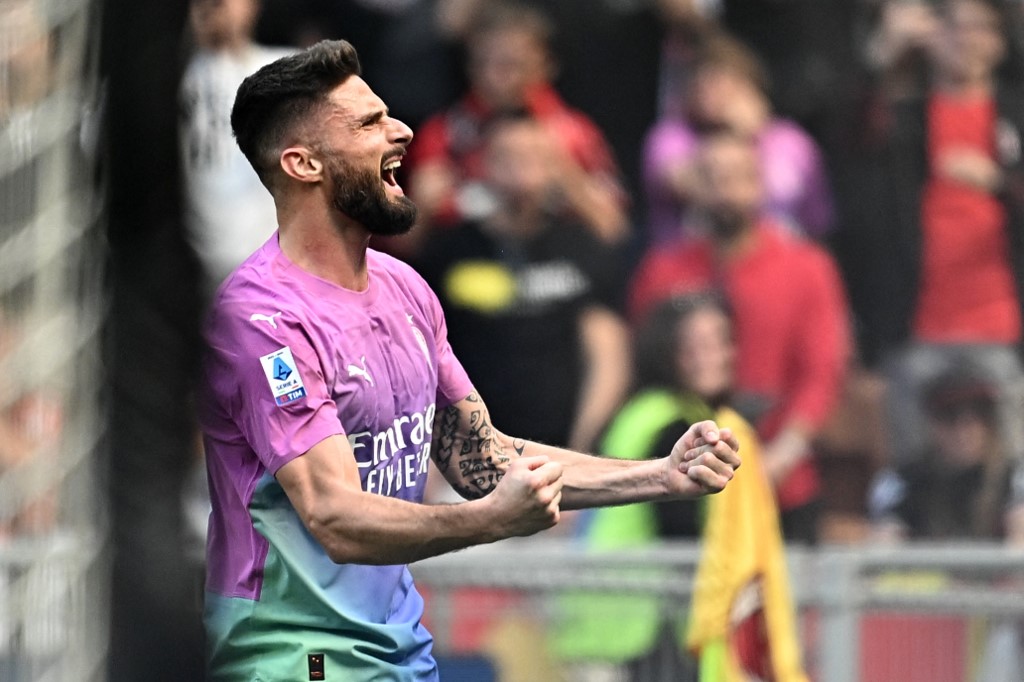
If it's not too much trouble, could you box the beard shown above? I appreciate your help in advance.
[706,205,752,241]
[327,154,417,237]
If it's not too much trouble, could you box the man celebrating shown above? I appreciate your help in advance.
[200,40,740,681]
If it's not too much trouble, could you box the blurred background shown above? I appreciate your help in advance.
[6,0,1024,680]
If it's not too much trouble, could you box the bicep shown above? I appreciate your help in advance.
[275,434,363,527]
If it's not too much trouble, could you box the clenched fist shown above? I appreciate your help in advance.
[486,455,564,538]
[667,420,741,496]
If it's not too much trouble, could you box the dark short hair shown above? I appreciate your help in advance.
[231,40,362,186]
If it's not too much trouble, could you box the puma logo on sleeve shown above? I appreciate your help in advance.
[250,311,283,329]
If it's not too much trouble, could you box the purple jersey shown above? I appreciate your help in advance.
[200,234,473,680]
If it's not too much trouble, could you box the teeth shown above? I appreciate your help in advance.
[383,159,401,171]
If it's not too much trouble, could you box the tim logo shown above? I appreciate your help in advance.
[308,653,325,680]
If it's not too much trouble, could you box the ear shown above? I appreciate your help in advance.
[280,146,324,184]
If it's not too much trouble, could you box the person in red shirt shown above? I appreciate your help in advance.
[406,2,628,245]
[836,0,1024,470]
[631,132,852,543]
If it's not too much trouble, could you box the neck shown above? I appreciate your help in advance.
[277,195,371,291]
[494,200,545,237]
[938,73,995,99]
[199,33,252,57]
[712,221,758,260]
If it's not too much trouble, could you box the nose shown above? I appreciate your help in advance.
[389,117,413,146]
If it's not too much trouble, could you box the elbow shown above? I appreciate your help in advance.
[321,539,359,565]
[304,511,371,565]
[320,535,379,565]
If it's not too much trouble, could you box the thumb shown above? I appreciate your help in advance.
[516,455,551,471]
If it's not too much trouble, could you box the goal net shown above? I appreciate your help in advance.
[0,0,106,679]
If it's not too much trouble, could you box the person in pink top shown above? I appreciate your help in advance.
[642,33,834,246]
[199,39,741,681]
[631,131,851,544]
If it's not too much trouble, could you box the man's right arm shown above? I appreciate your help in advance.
[274,434,563,565]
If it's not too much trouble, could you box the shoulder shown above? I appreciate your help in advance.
[645,117,690,140]
[531,86,604,136]
[617,389,682,420]
[416,109,452,137]
[642,239,707,271]
[368,250,445,315]
[643,119,697,155]
[207,243,314,336]
[602,389,688,457]
[632,243,705,295]
[762,118,824,157]
[408,105,468,162]
[765,118,816,144]
[369,249,433,291]
[181,51,217,89]
[997,81,1024,118]
[760,225,839,269]
[370,248,423,276]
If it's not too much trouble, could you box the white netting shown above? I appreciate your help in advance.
[0,0,105,679]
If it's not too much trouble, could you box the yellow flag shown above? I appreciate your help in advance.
[686,407,808,682]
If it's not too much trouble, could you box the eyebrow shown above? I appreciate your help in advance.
[357,110,386,127]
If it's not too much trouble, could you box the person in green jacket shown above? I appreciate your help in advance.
[554,292,805,682]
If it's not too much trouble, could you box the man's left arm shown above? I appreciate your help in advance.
[431,390,740,509]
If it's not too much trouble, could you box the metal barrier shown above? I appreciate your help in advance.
[412,540,1024,682]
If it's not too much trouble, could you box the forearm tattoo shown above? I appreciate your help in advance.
[432,391,524,499]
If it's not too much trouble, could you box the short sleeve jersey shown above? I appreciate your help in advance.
[199,234,473,681]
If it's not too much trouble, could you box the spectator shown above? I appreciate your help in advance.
[654,0,860,162]
[1,0,55,231]
[416,114,631,454]
[631,132,852,543]
[180,0,293,291]
[715,0,859,146]
[0,0,53,129]
[408,2,628,244]
[643,33,834,246]
[514,0,667,224]
[835,0,1024,466]
[0,308,65,682]
[861,0,943,102]
[0,310,62,540]
[553,294,807,682]
[869,363,1024,542]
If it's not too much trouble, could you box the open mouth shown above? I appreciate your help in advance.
[381,156,403,190]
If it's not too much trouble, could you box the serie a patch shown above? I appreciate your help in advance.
[259,346,307,405]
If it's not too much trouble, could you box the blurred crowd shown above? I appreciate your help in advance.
[177,0,1024,551]
[6,0,1024,678]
